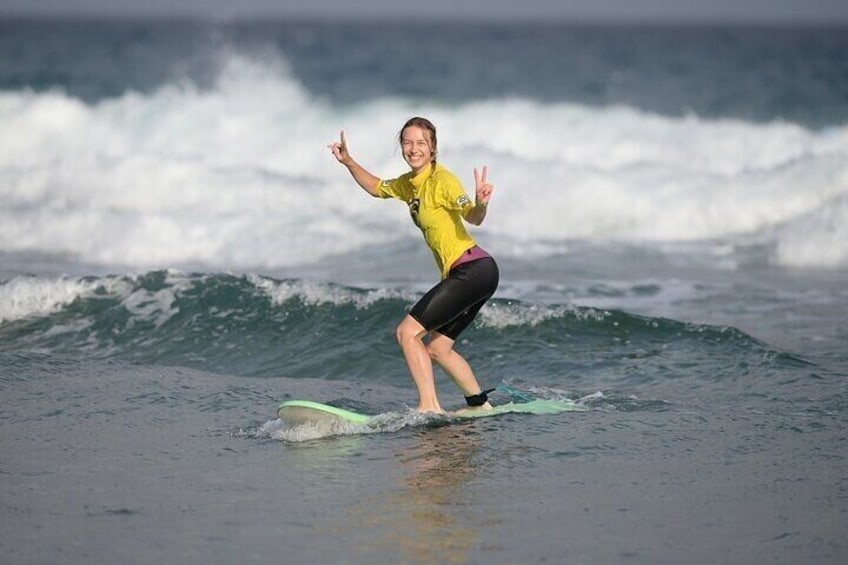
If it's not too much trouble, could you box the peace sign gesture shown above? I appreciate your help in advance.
[474,166,494,206]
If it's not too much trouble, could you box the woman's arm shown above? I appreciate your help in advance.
[464,166,493,226]
[328,131,381,197]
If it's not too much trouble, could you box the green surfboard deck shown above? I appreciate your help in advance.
[276,398,583,426]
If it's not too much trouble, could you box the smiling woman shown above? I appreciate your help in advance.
[399,117,436,175]
[328,117,499,414]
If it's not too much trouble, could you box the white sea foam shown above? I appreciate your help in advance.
[256,410,419,442]
[0,276,101,323]
[477,301,609,329]
[1,51,846,270]
[773,192,848,268]
[249,274,416,308]
[120,271,194,328]
[0,271,191,325]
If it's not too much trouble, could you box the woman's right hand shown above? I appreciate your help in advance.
[327,130,381,196]
[328,130,351,165]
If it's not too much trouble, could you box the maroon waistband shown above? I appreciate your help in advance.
[450,246,491,271]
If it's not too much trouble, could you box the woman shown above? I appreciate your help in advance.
[328,117,499,414]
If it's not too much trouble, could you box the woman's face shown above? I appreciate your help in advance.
[401,125,434,174]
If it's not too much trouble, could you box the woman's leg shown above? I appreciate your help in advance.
[427,333,492,409]
[399,258,499,411]
[396,314,443,413]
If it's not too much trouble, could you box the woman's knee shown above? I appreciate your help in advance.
[426,335,454,363]
[427,344,450,364]
[396,316,425,346]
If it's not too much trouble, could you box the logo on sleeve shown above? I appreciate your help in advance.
[456,194,472,208]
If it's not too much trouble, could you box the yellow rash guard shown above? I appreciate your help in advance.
[377,163,476,279]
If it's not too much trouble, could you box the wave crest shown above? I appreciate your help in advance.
[2,52,846,269]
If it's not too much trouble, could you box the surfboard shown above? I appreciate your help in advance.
[276,398,584,427]
[275,400,372,426]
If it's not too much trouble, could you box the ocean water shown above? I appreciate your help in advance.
[1,17,847,564]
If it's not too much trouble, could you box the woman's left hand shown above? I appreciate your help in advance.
[474,166,493,206]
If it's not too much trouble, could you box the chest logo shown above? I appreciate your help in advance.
[408,197,421,227]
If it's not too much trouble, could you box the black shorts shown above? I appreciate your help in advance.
[409,257,499,340]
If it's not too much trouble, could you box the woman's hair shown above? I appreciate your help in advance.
[398,116,437,166]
